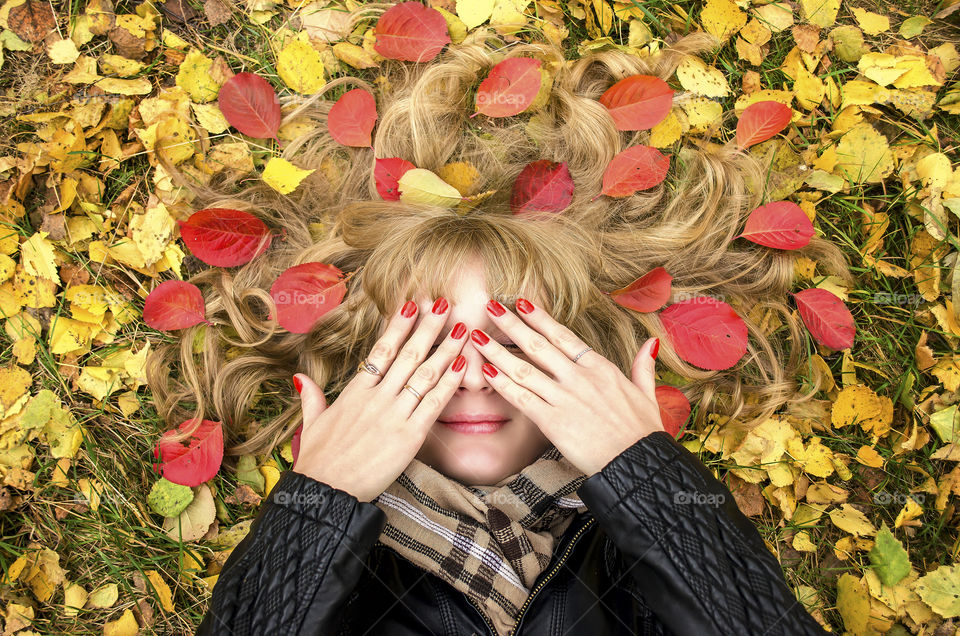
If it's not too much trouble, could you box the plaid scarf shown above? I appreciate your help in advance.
[372,445,589,636]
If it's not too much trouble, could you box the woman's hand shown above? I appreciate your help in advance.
[291,298,468,502]
[471,298,665,477]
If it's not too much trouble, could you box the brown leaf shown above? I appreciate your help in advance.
[59,262,90,287]
[135,598,155,628]
[792,24,820,53]
[160,0,198,23]
[109,24,147,60]
[224,484,262,507]
[8,0,57,43]
[725,473,766,517]
[204,0,233,26]
[742,70,761,95]
[40,212,66,242]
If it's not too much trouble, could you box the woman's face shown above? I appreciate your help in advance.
[376,262,553,486]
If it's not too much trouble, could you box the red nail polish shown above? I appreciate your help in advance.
[486,299,505,316]
[293,375,303,394]
[482,363,498,378]
[471,329,489,346]
[650,338,660,359]
[401,300,417,317]
[432,297,448,314]
[451,355,465,372]
[451,322,466,339]
[516,298,534,314]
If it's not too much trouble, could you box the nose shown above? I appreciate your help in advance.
[455,338,495,392]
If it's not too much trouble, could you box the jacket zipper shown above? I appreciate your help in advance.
[464,517,597,636]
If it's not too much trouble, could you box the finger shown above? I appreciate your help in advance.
[351,299,421,388]
[470,328,566,405]
[485,299,578,377]
[381,297,453,394]
[409,353,467,435]
[396,320,468,406]
[631,337,658,400]
[294,372,328,422]
[478,361,555,433]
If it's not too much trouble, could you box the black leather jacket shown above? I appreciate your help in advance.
[196,431,829,635]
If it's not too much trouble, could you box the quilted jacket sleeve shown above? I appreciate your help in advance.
[577,430,828,636]
[196,469,386,636]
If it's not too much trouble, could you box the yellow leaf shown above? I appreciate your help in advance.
[21,232,60,285]
[277,36,326,95]
[916,152,952,189]
[836,573,871,633]
[682,96,723,133]
[834,122,894,184]
[676,55,730,97]
[63,581,88,617]
[855,445,884,468]
[175,48,222,103]
[94,77,153,95]
[47,38,80,64]
[163,483,216,542]
[829,503,877,537]
[131,202,176,266]
[262,156,315,195]
[398,168,463,208]
[331,42,379,70]
[699,0,747,43]
[103,608,140,636]
[48,316,95,355]
[649,110,683,147]
[261,459,281,497]
[851,7,889,35]
[438,161,483,197]
[752,2,793,32]
[793,66,825,110]
[799,0,839,27]
[0,365,32,420]
[100,53,145,77]
[456,0,495,29]
[86,582,119,609]
[145,570,175,613]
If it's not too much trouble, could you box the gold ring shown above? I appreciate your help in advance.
[402,384,423,401]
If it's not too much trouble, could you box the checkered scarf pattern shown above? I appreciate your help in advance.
[372,445,589,636]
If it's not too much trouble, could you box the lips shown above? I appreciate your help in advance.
[439,414,510,434]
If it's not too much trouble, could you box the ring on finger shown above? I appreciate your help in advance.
[402,383,423,402]
[357,359,382,377]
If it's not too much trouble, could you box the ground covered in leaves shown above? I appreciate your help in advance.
[0,0,959,633]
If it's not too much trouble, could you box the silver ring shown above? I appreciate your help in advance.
[357,359,382,376]
[402,384,423,401]
[572,347,593,363]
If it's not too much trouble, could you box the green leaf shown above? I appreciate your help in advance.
[147,478,195,517]
[868,523,911,587]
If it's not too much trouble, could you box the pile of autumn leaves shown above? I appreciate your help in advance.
[151,1,856,497]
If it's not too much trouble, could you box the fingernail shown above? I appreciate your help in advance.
[482,363,498,378]
[471,329,489,346]
[451,322,466,339]
[516,298,534,314]
[451,355,466,372]
[650,338,660,360]
[486,299,505,316]
[401,300,417,317]
[293,374,303,394]
[432,297,448,314]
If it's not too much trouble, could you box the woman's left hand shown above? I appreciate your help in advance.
[472,298,666,477]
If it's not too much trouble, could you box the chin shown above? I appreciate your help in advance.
[417,424,541,486]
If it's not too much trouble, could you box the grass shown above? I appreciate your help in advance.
[0,0,958,633]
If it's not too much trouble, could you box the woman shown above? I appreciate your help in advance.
[148,9,847,634]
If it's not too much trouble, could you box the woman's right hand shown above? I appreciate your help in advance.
[289,298,467,502]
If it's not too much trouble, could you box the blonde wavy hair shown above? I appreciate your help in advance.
[146,9,853,457]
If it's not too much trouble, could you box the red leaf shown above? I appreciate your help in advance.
[143,280,207,331]
[735,201,815,250]
[217,72,281,140]
[328,88,378,147]
[655,385,691,439]
[177,208,272,267]
[152,419,224,487]
[609,266,673,312]
[510,160,574,214]
[736,101,793,149]
[269,262,347,334]
[373,1,450,62]
[792,288,856,350]
[660,296,748,370]
[598,75,674,131]
[375,157,417,200]
[474,57,543,118]
[601,145,670,197]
